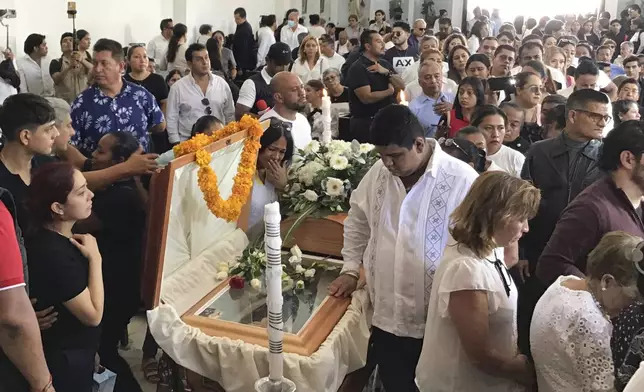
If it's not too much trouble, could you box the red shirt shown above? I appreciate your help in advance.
[0,202,24,291]
[448,110,471,138]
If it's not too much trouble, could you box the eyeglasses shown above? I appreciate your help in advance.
[201,98,212,115]
[439,137,469,158]
[323,74,338,83]
[417,27,426,31]
[574,109,612,124]
[488,250,513,298]
[270,118,293,134]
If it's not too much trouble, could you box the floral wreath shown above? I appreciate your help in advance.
[173,115,264,222]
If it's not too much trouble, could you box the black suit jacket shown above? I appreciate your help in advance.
[233,21,256,71]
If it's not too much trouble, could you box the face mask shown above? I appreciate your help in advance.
[287,20,296,28]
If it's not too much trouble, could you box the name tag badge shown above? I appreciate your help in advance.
[393,56,414,74]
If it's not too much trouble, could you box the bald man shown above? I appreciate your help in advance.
[408,61,455,137]
[259,71,312,148]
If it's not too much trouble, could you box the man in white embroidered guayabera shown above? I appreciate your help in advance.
[328,104,478,391]
[531,231,644,392]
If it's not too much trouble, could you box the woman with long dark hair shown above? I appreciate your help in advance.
[125,45,170,153]
[212,30,238,79]
[88,131,147,392]
[438,76,485,138]
[205,37,240,101]
[249,119,294,230]
[162,23,189,75]
[468,20,489,54]
[577,19,600,47]
[26,162,101,391]
[443,33,467,60]
[447,45,470,83]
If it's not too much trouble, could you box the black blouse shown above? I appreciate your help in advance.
[26,229,101,351]
[612,302,644,391]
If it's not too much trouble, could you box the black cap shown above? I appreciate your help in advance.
[267,42,292,66]
[60,32,74,44]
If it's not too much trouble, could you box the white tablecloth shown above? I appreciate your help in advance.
[148,289,372,392]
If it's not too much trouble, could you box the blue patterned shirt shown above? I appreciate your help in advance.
[70,79,164,156]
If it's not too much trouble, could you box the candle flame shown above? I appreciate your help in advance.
[323,88,328,98]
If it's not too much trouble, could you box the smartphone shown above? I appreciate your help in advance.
[488,77,515,92]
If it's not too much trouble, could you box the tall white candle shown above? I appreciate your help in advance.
[398,90,408,106]
[263,202,284,382]
[321,89,332,144]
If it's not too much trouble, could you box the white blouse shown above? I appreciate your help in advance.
[249,175,278,230]
[530,276,614,392]
[290,57,329,83]
[416,239,523,392]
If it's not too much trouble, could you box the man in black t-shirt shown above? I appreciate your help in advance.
[347,30,406,142]
[383,21,418,75]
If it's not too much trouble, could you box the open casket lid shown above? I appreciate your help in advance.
[142,121,270,312]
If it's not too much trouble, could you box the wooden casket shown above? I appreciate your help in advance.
[140,123,369,392]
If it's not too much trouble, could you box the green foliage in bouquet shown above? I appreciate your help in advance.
[281,140,380,218]
[229,245,333,290]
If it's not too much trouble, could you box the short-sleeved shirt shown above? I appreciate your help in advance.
[329,87,349,103]
[70,79,164,156]
[0,155,52,232]
[26,229,101,351]
[124,73,169,108]
[383,46,419,75]
[347,55,396,119]
[0,202,24,291]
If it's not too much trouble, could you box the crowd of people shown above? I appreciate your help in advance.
[2,2,644,392]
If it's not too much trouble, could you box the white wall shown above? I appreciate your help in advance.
[0,0,295,59]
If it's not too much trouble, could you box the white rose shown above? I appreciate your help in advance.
[295,280,305,289]
[215,271,228,280]
[288,255,300,265]
[359,143,375,153]
[297,161,324,186]
[329,154,349,170]
[250,278,262,290]
[291,183,301,193]
[303,189,319,202]
[304,140,320,154]
[325,177,344,197]
[216,262,230,273]
[295,265,306,274]
[304,268,315,278]
[290,245,303,259]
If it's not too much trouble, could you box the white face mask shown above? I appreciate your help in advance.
[287,20,296,28]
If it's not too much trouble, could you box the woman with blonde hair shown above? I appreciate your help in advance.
[416,171,540,391]
[291,35,329,83]
[531,231,644,392]
[544,46,574,87]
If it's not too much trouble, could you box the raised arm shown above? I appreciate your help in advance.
[64,234,104,327]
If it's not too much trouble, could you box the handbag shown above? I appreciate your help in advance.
[92,368,117,392]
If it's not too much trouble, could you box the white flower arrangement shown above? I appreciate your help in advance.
[282,140,379,217]
[229,240,331,289]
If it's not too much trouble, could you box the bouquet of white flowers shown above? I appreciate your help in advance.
[281,139,379,218]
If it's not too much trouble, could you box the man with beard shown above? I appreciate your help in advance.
[329,104,478,391]
[259,71,311,148]
[383,22,418,75]
[536,120,644,283]
[347,30,405,142]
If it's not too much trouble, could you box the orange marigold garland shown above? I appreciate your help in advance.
[173,115,264,222]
